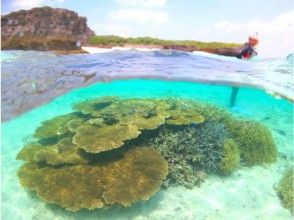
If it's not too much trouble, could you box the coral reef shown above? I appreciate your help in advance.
[147,126,205,188]
[276,167,294,214]
[34,112,87,139]
[73,123,141,153]
[226,120,277,166]
[218,138,240,175]
[17,137,88,165]
[17,147,168,211]
[73,96,118,117]
[16,96,278,211]
[194,122,228,172]
[147,121,228,187]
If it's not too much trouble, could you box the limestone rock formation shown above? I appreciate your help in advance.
[1,6,94,51]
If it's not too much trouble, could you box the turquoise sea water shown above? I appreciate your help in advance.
[1,51,294,219]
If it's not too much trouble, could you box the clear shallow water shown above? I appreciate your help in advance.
[1,50,294,219]
[2,79,294,220]
[1,50,293,121]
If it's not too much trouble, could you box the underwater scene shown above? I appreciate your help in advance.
[1,50,294,220]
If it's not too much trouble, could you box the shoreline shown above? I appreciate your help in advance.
[82,43,241,57]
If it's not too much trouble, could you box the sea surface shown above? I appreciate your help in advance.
[1,49,294,220]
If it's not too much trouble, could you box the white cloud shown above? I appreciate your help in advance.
[115,0,167,8]
[215,11,294,34]
[214,10,294,57]
[110,9,169,25]
[10,0,65,11]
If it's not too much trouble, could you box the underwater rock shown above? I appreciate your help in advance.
[226,120,278,166]
[276,167,294,214]
[17,147,168,211]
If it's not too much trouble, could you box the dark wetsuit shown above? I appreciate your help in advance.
[237,43,257,59]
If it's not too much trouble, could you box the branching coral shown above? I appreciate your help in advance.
[276,167,294,214]
[147,121,228,187]
[194,122,228,172]
[17,147,168,211]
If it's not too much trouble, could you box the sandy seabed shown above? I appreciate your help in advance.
[1,153,292,220]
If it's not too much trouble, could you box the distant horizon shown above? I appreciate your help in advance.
[2,0,294,58]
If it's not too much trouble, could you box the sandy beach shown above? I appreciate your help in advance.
[82,45,162,53]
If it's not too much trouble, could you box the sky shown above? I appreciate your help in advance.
[1,0,294,58]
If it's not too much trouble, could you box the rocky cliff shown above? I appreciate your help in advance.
[1,6,95,52]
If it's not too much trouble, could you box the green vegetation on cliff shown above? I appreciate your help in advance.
[88,35,242,56]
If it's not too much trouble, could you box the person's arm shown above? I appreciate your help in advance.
[251,47,258,55]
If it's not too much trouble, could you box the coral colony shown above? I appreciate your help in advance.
[17,97,278,211]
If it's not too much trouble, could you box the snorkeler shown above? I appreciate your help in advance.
[236,34,259,59]
[231,34,259,108]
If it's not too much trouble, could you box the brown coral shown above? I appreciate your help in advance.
[72,123,141,153]
[73,96,119,117]
[34,112,86,139]
[17,147,168,211]
[164,99,205,125]
[17,137,88,165]
[101,98,171,130]
[166,109,204,125]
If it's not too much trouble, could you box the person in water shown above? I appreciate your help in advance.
[231,34,259,108]
[236,34,259,59]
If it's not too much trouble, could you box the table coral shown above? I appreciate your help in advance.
[72,123,141,153]
[34,112,87,139]
[73,96,118,117]
[17,137,88,165]
[17,147,168,211]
